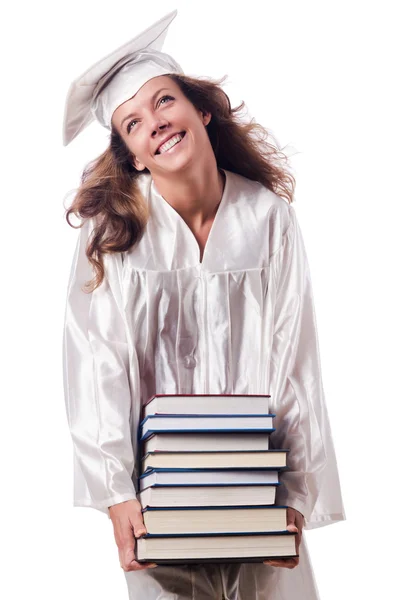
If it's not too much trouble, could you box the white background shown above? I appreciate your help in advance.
[1,1,395,598]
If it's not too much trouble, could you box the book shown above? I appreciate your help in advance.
[138,484,278,508]
[142,450,289,472]
[143,432,270,453]
[142,505,288,535]
[143,394,270,417]
[140,414,275,441]
[136,531,297,563]
[136,393,292,564]
[138,469,280,490]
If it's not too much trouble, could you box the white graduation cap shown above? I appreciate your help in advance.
[62,9,183,146]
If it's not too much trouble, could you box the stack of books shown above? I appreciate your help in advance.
[135,394,297,564]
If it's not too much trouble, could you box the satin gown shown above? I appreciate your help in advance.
[63,169,345,599]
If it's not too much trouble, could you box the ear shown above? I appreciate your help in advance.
[132,155,147,172]
[201,110,212,127]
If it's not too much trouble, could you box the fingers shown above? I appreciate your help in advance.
[286,507,304,553]
[263,557,299,569]
[286,507,298,530]
[296,516,303,551]
[120,559,158,572]
[262,507,303,568]
[129,509,147,539]
[116,530,158,572]
[123,512,158,571]
[114,523,136,571]
[109,499,158,572]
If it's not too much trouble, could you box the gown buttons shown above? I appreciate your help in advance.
[183,355,196,368]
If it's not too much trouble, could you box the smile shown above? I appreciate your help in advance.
[156,132,186,155]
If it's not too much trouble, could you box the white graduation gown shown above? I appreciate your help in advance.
[63,168,345,599]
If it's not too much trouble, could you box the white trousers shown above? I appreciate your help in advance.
[124,562,277,599]
[123,536,320,600]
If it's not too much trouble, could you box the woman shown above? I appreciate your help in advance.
[62,10,345,600]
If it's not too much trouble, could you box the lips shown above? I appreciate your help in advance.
[155,131,186,155]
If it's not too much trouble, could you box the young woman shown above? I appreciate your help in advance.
[62,10,345,600]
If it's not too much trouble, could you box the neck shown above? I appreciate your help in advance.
[151,162,225,232]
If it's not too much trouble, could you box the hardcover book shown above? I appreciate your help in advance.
[136,531,298,564]
[143,431,270,453]
[141,450,289,472]
[138,483,279,508]
[138,469,280,490]
[140,414,275,441]
[143,394,271,418]
[142,505,289,535]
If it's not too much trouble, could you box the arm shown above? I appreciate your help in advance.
[62,217,137,516]
[269,204,345,528]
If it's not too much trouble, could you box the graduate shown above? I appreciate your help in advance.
[62,9,345,600]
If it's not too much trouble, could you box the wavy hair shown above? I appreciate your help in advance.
[65,73,296,291]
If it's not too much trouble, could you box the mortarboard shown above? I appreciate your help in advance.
[62,9,183,146]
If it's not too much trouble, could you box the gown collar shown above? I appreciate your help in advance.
[149,169,229,268]
[131,168,274,272]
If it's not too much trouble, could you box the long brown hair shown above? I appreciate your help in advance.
[65,73,296,292]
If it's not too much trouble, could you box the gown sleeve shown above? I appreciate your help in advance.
[269,204,346,529]
[62,217,137,517]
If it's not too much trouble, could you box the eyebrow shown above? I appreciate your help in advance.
[120,87,173,130]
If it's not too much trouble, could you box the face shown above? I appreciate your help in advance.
[111,75,212,175]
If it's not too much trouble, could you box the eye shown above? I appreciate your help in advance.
[158,95,174,106]
[126,118,138,134]
[126,96,174,134]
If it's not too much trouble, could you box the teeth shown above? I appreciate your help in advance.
[158,133,183,154]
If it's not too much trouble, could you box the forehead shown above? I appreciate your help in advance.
[111,75,180,130]
[135,74,178,98]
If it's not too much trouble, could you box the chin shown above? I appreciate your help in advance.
[154,154,194,175]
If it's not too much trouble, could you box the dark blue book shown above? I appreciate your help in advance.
[138,480,280,508]
[138,467,281,490]
[139,413,275,441]
[141,449,289,472]
[143,431,271,453]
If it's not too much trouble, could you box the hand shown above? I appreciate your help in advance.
[108,498,158,572]
[263,507,304,569]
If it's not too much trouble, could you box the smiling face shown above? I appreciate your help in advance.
[111,75,212,176]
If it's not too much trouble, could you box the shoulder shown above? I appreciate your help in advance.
[225,169,291,218]
[224,169,293,253]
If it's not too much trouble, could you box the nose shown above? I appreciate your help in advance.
[151,118,169,137]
